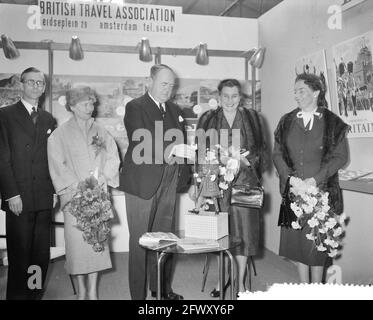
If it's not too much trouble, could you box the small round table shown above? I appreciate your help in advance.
[140,235,241,300]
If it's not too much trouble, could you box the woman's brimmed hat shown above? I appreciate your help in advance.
[65,86,96,111]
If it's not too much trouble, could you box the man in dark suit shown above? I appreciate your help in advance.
[0,67,56,300]
[120,64,194,300]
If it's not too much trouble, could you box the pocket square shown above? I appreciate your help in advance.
[178,115,184,122]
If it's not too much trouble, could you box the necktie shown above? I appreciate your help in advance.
[160,103,166,118]
[30,107,38,125]
[296,109,320,130]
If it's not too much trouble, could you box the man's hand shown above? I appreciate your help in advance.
[168,144,196,160]
[8,196,23,216]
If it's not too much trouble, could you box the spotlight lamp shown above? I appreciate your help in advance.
[139,37,152,62]
[249,47,266,69]
[196,42,209,65]
[69,36,84,61]
[1,34,20,59]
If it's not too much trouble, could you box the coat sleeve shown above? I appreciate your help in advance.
[102,131,120,188]
[0,111,19,200]
[313,136,348,184]
[272,119,292,181]
[246,110,269,174]
[47,130,79,195]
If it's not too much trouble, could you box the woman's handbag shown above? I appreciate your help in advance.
[277,177,297,227]
[230,163,264,210]
[230,184,264,209]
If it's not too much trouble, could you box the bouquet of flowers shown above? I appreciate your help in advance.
[216,145,242,191]
[63,174,114,252]
[289,177,347,258]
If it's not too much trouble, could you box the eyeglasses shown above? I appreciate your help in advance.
[23,79,45,87]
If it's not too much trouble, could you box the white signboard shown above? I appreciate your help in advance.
[38,0,181,35]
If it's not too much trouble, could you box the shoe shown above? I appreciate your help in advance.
[150,291,184,300]
[163,291,184,300]
[210,288,220,298]
[209,279,231,298]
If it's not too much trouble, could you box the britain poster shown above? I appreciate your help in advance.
[332,31,373,138]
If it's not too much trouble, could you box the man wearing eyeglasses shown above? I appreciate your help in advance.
[0,67,57,300]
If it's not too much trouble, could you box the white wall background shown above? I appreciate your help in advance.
[0,3,258,252]
[259,0,373,284]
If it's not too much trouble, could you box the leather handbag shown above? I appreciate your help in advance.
[230,164,264,210]
[230,184,264,209]
[277,177,297,227]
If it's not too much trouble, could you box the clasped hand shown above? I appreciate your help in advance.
[289,176,316,188]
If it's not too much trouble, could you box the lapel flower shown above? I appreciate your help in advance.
[91,133,106,157]
[47,129,52,134]
[178,115,184,122]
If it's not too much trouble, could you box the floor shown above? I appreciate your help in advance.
[0,249,299,300]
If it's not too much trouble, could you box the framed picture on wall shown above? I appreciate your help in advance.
[295,49,332,110]
[0,73,23,108]
[332,31,373,138]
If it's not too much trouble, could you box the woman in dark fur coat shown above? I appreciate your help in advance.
[273,73,349,283]
[191,79,267,296]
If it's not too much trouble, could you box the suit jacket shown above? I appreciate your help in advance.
[0,101,56,212]
[119,92,190,200]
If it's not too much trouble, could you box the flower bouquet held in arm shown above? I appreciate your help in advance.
[288,177,347,258]
[62,171,114,253]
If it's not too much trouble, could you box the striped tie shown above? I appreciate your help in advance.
[160,103,166,118]
[30,107,38,125]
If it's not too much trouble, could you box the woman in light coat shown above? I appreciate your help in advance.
[48,87,120,299]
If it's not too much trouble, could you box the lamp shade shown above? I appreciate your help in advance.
[139,38,152,62]
[69,36,84,61]
[196,43,209,65]
[249,47,266,68]
[1,34,20,59]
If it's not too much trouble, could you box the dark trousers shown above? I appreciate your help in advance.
[125,165,179,300]
[6,209,51,300]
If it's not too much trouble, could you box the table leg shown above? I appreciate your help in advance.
[218,251,224,300]
[157,252,168,300]
[225,250,236,300]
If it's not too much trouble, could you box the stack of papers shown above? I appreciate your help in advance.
[338,169,372,181]
[139,232,180,249]
[177,238,221,251]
